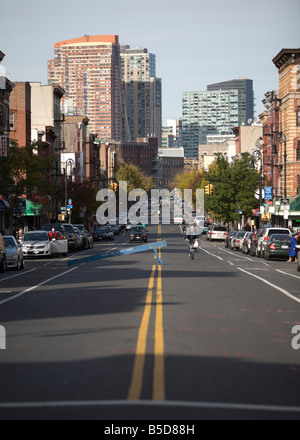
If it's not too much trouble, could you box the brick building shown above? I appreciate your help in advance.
[272,48,300,197]
[9,82,31,147]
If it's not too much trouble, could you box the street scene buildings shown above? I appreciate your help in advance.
[0,15,300,421]
[0,39,300,233]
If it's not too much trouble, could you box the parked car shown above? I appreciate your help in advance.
[73,227,84,250]
[0,233,6,273]
[242,232,254,254]
[128,226,148,243]
[107,223,119,235]
[62,223,78,251]
[230,231,248,251]
[206,225,227,242]
[86,232,94,249]
[73,224,88,248]
[225,231,236,248]
[260,227,291,258]
[22,231,68,258]
[250,229,264,257]
[93,226,114,241]
[41,223,68,239]
[3,236,25,270]
[264,234,292,261]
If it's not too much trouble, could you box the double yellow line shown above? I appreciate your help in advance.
[128,225,165,401]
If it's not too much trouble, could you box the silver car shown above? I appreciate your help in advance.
[3,236,25,270]
[206,225,228,242]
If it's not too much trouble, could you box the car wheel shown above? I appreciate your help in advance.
[0,258,5,273]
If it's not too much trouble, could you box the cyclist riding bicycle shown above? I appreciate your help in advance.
[185,225,199,259]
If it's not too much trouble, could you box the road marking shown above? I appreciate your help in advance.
[276,269,300,280]
[153,265,165,401]
[0,267,78,306]
[0,399,299,414]
[128,265,156,401]
[237,267,300,304]
[199,247,224,261]
[0,268,36,283]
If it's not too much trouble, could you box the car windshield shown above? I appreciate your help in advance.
[267,229,290,236]
[271,235,291,243]
[213,227,227,231]
[237,232,246,238]
[131,227,145,233]
[97,227,110,232]
[23,232,49,242]
[3,237,16,248]
[63,225,74,233]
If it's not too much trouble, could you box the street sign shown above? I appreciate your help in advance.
[68,199,73,205]
[67,205,73,210]
[264,187,273,200]
[281,198,290,210]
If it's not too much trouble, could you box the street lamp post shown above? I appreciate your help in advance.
[273,131,287,227]
[251,148,263,229]
[64,158,75,223]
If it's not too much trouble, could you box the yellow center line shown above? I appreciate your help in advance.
[127,265,156,401]
[153,264,165,401]
[128,224,165,401]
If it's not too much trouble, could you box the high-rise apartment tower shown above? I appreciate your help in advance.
[48,35,122,141]
[120,46,162,146]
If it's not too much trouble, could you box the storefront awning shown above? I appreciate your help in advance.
[24,200,44,217]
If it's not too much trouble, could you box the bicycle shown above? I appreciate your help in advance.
[188,238,199,260]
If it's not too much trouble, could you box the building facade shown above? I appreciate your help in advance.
[9,82,31,147]
[272,49,300,198]
[48,35,123,141]
[120,46,162,145]
[182,79,255,158]
[207,79,254,125]
[0,51,14,233]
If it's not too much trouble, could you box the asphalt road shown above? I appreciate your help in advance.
[0,224,300,420]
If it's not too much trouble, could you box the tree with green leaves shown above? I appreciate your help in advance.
[0,141,57,233]
[205,153,259,223]
[114,162,154,193]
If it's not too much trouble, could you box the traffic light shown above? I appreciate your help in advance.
[110,182,119,192]
[205,184,214,195]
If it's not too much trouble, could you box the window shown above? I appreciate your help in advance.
[297,141,300,162]
[9,112,15,130]
[297,107,300,127]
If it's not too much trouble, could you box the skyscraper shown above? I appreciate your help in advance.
[207,78,254,124]
[182,79,254,158]
[120,46,162,145]
[48,35,123,141]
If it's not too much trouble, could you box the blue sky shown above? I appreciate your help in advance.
[1,0,299,123]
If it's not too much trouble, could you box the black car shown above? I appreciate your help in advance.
[129,226,148,243]
[93,226,114,241]
[62,224,78,251]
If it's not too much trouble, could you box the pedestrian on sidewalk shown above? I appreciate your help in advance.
[287,233,298,263]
